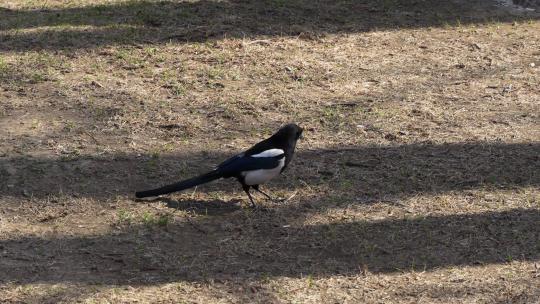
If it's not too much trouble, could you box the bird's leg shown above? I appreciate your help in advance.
[253,185,283,203]
[253,185,273,200]
[243,185,257,208]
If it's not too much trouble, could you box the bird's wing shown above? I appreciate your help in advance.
[218,153,245,168]
[218,153,284,177]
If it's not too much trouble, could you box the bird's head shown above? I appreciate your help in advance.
[276,123,303,141]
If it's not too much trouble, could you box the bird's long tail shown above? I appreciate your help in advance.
[135,170,223,198]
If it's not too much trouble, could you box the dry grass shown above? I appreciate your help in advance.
[1,0,539,303]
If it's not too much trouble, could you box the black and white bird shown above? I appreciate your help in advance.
[135,123,303,207]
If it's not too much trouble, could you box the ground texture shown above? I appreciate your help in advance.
[0,0,539,303]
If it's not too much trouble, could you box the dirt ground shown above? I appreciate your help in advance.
[1,0,539,303]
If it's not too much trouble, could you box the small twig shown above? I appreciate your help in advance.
[190,186,198,199]
[206,109,225,117]
[90,80,104,88]
[343,161,366,168]
[244,39,272,45]
[325,102,361,108]
[158,123,183,130]
[283,191,298,203]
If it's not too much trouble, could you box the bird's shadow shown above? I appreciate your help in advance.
[137,196,244,215]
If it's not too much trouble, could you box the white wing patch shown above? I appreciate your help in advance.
[241,149,285,185]
[251,149,284,158]
[242,157,285,186]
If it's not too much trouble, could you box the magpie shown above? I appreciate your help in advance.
[135,123,303,207]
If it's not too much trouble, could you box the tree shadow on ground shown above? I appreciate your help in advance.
[0,208,538,285]
[1,0,538,51]
[145,196,244,215]
[1,142,538,200]
[1,141,538,300]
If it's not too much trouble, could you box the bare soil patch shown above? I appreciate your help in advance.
[1,0,539,303]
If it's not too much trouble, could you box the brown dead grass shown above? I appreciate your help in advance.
[1,0,539,303]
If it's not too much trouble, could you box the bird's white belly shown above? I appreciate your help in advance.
[242,158,284,185]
